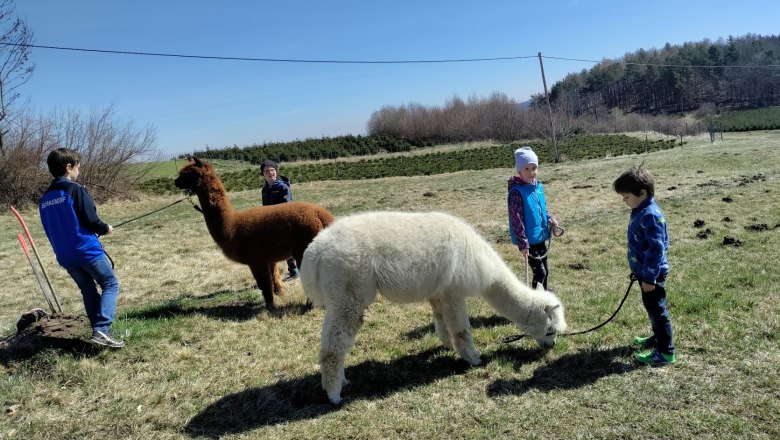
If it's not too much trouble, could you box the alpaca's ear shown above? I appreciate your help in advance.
[192,156,203,167]
[544,304,560,314]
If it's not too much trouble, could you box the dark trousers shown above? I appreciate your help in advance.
[640,281,675,355]
[287,258,299,276]
[528,242,549,290]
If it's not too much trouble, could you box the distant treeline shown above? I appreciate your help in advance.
[142,134,678,195]
[185,134,433,164]
[543,34,780,115]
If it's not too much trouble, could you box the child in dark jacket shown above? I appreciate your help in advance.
[507,146,559,289]
[614,165,675,366]
[260,159,299,279]
[39,148,124,348]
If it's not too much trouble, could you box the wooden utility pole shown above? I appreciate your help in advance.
[538,52,560,162]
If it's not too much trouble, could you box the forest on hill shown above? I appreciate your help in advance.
[541,34,780,115]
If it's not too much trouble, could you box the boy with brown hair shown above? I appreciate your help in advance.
[39,148,124,348]
[613,165,675,365]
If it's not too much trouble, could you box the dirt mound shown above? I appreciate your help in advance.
[0,313,92,362]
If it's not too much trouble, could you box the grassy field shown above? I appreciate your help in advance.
[1,131,778,439]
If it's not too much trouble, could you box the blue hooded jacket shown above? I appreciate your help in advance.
[627,197,670,285]
[39,178,109,268]
[508,180,550,246]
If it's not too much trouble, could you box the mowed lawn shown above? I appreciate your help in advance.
[1,132,778,439]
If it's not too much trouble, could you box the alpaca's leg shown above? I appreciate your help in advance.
[428,298,453,349]
[271,262,283,296]
[320,296,367,404]
[440,297,481,366]
[250,265,275,311]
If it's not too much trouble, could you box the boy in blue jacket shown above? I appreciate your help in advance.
[39,148,124,348]
[613,166,675,365]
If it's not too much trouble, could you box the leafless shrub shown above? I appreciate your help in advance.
[0,106,160,207]
[369,90,707,144]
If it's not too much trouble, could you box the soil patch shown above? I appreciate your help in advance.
[745,224,769,232]
[722,236,743,247]
[693,219,706,228]
[568,263,590,271]
[696,228,713,239]
[0,313,92,363]
[737,174,766,186]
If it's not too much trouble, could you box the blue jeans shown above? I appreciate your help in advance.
[640,281,675,355]
[65,255,120,332]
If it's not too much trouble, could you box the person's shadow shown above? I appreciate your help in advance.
[486,345,634,397]
[183,347,470,438]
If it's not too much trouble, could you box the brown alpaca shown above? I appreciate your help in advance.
[174,157,334,311]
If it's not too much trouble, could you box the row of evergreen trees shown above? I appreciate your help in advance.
[186,134,432,165]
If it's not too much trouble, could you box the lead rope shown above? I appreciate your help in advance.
[524,224,564,284]
[103,195,202,268]
[502,276,637,343]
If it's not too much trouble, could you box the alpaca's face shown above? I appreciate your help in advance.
[174,159,209,192]
[534,302,566,348]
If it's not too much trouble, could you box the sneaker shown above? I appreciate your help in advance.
[635,350,675,366]
[632,335,654,349]
[90,329,125,348]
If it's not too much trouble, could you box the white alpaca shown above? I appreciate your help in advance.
[300,211,567,404]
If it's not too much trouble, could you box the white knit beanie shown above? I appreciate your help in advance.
[514,146,538,172]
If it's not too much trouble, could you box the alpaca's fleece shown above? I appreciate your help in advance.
[301,211,567,404]
[175,157,334,310]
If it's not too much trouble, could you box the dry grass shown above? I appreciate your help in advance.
[1,131,779,439]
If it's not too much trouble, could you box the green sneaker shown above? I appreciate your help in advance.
[632,336,654,349]
[635,350,676,366]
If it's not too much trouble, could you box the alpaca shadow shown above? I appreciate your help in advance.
[403,314,511,340]
[183,347,469,438]
[486,346,634,397]
[125,289,306,322]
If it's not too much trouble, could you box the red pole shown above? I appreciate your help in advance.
[10,206,63,313]
[18,234,57,314]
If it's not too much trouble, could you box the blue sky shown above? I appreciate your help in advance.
[14,1,780,157]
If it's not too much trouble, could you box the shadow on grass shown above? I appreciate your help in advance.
[403,314,512,340]
[486,346,634,397]
[183,347,470,438]
[124,289,311,322]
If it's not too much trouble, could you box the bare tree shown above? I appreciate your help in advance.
[0,105,159,207]
[0,0,34,158]
[55,105,158,202]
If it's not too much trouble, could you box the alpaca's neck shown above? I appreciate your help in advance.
[481,267,538,324]
[196,174,236,245]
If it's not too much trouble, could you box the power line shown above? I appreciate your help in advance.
[0,42,537,64]
[5,42,780,69]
